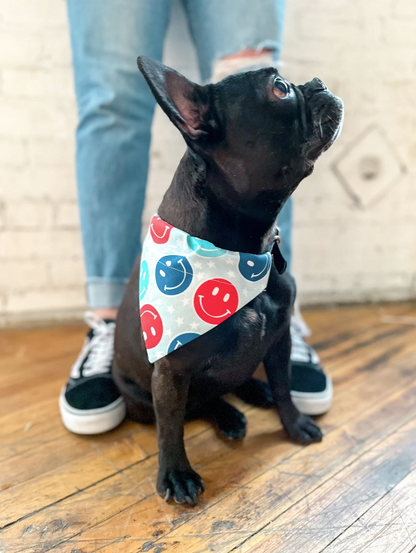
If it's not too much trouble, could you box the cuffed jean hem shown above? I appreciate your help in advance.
[86,278,129,309]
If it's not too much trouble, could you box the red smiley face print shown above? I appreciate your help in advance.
[149,215,173,245]
[194,278,239,325]
[140,304,163,349]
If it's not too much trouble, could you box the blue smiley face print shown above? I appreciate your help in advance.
[139,260,149,301]
[155,255,193,296]
[239,252,272,282]
[187,236,227,258]
[168,332,201,354]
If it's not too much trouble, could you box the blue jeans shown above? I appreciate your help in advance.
[67,0,290,308]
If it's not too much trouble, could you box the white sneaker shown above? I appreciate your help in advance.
[59,311,126,435]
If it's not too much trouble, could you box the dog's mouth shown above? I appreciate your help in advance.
[295,79,344,161]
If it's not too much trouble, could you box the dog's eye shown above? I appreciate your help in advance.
[273,77,290,99]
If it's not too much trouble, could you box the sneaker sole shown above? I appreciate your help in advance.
[59,388,126,435]
[290,375,333,416]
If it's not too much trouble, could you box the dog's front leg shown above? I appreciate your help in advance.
[264,325,323,444]
[152,359,204,505]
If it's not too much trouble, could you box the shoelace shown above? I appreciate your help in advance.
[70,311,116,379]
[290,312,320,365]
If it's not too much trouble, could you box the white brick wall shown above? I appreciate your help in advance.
[282,0,416,304]
[0,0,415,325]
[0,0,83,325]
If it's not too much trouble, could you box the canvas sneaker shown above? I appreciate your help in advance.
[59,312,126,435]
[290,307,333,416]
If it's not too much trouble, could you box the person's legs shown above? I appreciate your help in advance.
[181,0,285,83]
[61,0,172,434]
[183,0,332,416]
[67,0,172,311]
[277,199,292,271]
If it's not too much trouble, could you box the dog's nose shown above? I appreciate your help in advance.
[311,78,327,91]
[302,78,328,99]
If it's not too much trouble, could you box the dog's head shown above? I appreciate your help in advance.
[138,57,343,206]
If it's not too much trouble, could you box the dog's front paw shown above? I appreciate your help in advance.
[283,413,323,444]
[157,466,205,506]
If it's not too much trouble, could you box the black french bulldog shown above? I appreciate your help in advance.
[113,56,343,506]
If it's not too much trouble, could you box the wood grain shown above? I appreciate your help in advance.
[0,303,416,553]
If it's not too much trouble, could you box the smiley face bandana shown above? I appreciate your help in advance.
[139,215,274,363]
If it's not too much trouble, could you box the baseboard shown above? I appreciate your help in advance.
[0,308,87,329]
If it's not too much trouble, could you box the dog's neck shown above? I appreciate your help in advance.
[158,149,290,254]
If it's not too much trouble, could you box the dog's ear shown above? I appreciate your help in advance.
[138,56,213,140]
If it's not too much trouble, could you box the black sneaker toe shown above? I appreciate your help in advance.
[291,362,328,394]
[65,375,121,410]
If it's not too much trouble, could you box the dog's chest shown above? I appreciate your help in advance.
[199,292,281,385]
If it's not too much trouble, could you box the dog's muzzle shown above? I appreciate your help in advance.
[299,78,344,159]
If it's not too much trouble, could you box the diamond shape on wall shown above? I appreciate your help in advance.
[332,125,407,208]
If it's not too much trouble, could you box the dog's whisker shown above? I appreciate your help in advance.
[318,118,323,139]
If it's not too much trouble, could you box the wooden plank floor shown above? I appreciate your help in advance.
[1,303,416,553]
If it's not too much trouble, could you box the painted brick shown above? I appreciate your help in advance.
[3,68,74,99]
[0,138,27,167]
[391,0,416,17]
[29,139,74,167]
[1,0,67,27]
[382,17,416,47]
[49,258,85,288]
[0,100,74,139]
[54,202,80,229]
[5,201,54,229]
[40,31,73,67]
[0,168,76,201]
[0,32,43,66]
[6,287,86,314]
[0,230,82,259]
[0,260,48,291]
[1,0,416,320]
[0,202,5,230]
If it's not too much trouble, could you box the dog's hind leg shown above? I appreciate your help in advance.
[112,368,155,424]
[234,378,274,408]
[195,398,247,441]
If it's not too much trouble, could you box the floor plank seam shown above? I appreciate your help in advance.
[312,321,412,354]
[3,308,416,553]
[225,407,416,553]
[16,431,307,553]
[0,452,161,532]
[1,407,257,532]
[319,327,414,371]
[317,466,415,553]
[5,342,414,515]
[132,394,416,552]
[6,367,416,550]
